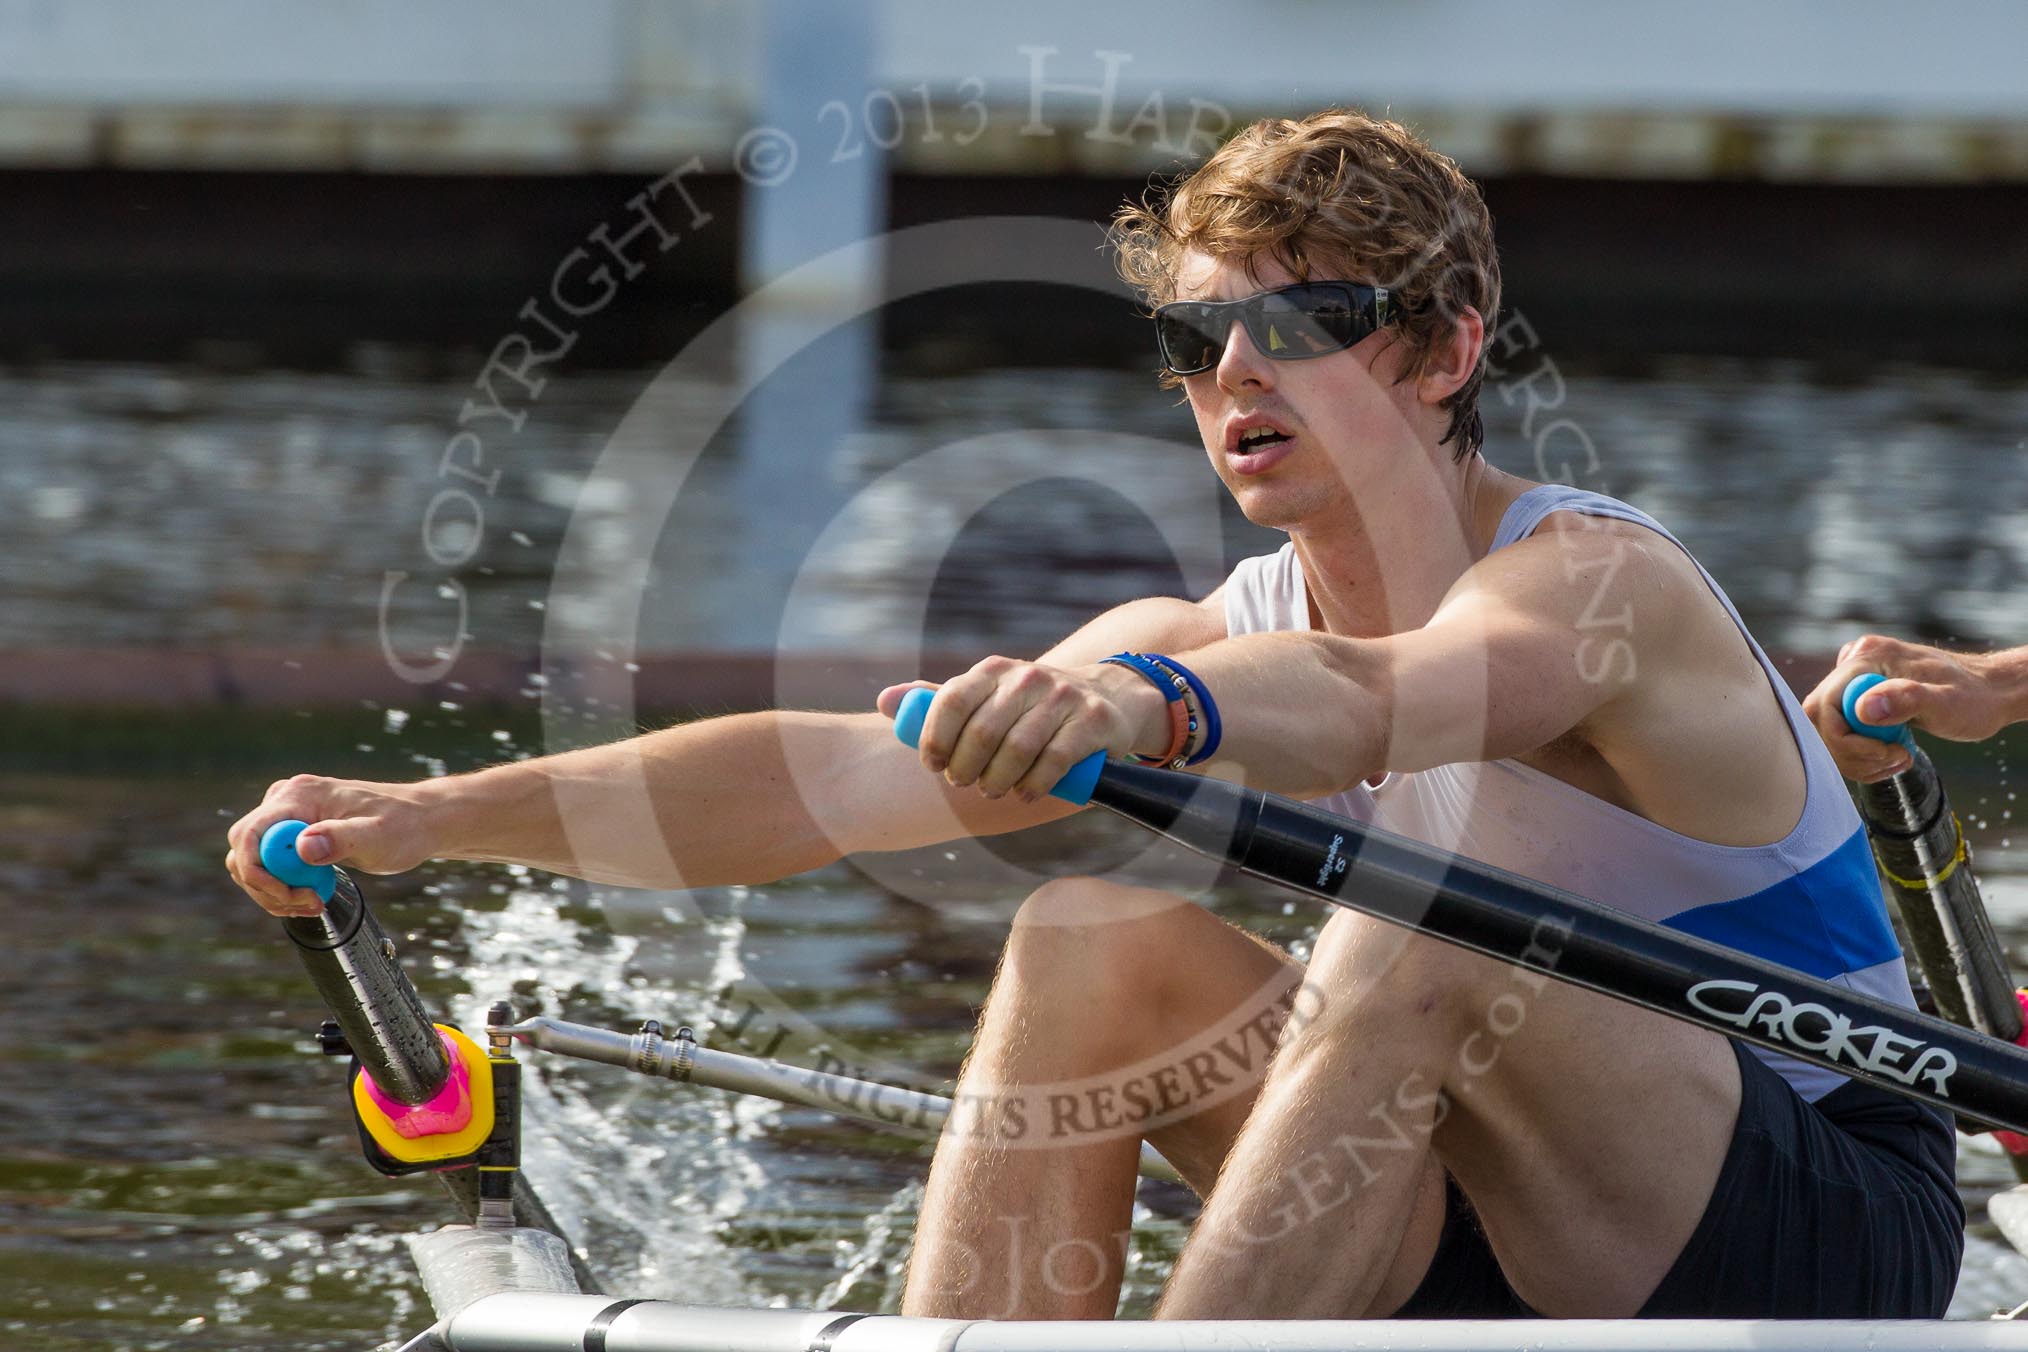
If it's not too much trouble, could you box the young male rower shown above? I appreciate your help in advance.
[226,110,1962,1320]
[1806,634,2028,782]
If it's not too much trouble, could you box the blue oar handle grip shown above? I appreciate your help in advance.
[1840,673,1916,750]
[892,687,1105,807]
[259,819,337,903]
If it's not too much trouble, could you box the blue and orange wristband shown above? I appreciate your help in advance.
[1099,652,1222,770]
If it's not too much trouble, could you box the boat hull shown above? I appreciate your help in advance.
[420,1292,2027,1351]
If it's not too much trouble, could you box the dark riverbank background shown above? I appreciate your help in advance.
[5,168,2025,370]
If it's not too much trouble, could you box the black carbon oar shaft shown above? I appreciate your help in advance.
[283,869,451,1105]
[1085,762,2028,1135]
[1853,744,2021,1041]
[1838,673,2028,1175]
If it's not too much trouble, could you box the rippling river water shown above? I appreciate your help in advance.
[6,355,2025,657]
[4,355,2027,1347]
[8,768,2027,1348]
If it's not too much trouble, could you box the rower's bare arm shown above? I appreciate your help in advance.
[225,592,1226,915]
[1167,528,1681,798]
[2002,646,2028,724]
[910,527,1710,806]
[1803,635,2028,782]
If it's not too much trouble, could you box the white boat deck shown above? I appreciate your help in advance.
[422,1292,2028,1351]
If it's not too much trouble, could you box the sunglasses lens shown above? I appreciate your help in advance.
[1250,285,1359,357]
[1155,285,1373,373]
[1155,304,1224,374]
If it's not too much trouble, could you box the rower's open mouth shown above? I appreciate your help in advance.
[1237,427,1291,452]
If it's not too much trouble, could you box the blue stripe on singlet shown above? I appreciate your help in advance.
[1661,829,1901,980]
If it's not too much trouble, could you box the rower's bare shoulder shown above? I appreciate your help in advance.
[1441,514,1734,736]
[1510,511,1679,581]
[1514,513,1754,682]
[1447,512,1685,633]
[1487,516,1805,842]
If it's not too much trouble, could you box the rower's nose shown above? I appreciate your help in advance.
[1214,317,1275,394]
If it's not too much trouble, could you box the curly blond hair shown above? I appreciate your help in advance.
[1114,108,1500,457]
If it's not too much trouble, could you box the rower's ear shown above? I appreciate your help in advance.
[1417,305,1484,407]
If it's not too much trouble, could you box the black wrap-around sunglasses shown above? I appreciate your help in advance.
[1153,281,1394,377]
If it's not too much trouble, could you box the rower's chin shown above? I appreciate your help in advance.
[1226,478,1324,533]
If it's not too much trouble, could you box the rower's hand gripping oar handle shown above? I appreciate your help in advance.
[892,687,1107,806]
[259,819,338,903]
[1841,672,1917,752]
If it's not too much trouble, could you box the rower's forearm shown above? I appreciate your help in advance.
[1993,646,2028,727]
[1173,633,1389,797]
[419,711,849,889]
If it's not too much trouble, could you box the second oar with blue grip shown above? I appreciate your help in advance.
[890,687,2028,1133]
[1841,673,2023,1045]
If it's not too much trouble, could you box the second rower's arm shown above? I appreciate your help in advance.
[225,592,1227,915]
[1803,635,2028,783]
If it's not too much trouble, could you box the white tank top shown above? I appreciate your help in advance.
[1221,484,1912,1101]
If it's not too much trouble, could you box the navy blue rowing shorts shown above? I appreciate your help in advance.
[1397,1038,1965,1318]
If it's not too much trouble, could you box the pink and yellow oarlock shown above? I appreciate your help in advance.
[352,1024,495,1166]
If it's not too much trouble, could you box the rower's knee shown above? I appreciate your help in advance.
[994,878,1205,1042]
[1004,877,1191,990]
[1290,912,1507,1054]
